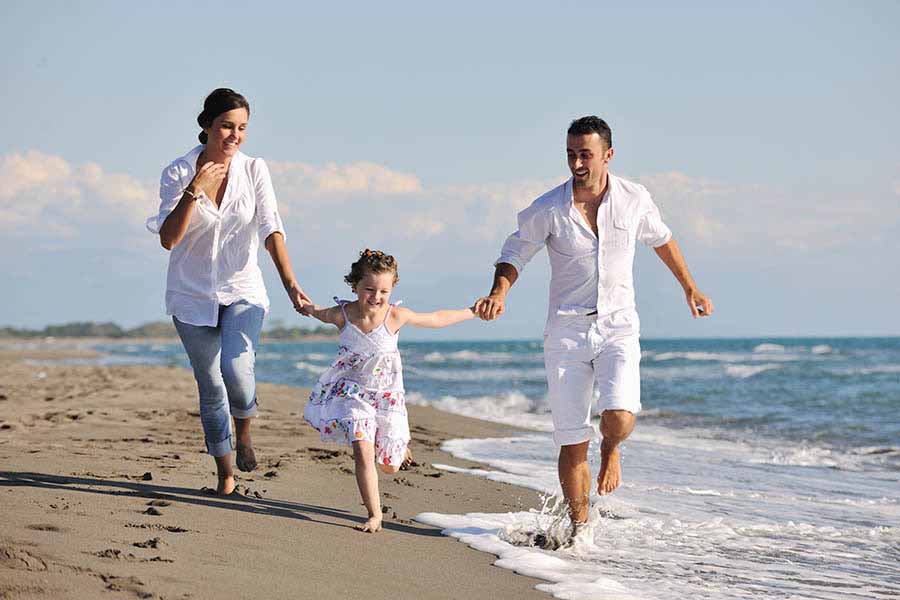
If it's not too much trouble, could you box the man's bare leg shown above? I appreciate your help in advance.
[558,441,591,524]
[597,409,636,495]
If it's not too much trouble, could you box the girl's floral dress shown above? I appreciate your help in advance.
[303,298,409,466]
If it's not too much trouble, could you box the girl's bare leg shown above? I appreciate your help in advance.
[352,440,383,532]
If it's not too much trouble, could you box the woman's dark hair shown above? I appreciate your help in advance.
[197,88,250,144]
[567,115,612,149]
[345,249,400,287]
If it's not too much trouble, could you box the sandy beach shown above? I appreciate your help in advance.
[0,343,549,600]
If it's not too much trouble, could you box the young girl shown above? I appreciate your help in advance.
[303,249,475,533]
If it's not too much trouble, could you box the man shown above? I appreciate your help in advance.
[475,116,713,532]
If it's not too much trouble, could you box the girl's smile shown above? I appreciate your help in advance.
[354,272,395,316]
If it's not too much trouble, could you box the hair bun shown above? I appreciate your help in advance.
[198,131,208,144]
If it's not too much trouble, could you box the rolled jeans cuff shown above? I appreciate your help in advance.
[230,398,258,419]
[206,435,233,457]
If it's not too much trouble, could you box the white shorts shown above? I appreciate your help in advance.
[543,309,642,447]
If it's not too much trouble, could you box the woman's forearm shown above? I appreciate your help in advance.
[264,232,297,290]
[159,190,199,250]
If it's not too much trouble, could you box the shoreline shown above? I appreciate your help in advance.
[0,334,340,347]
[0,346,550,600]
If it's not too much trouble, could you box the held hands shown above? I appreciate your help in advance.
[287,282,313,315]
[189,161,227,198]
[686,288,714,318]
[474,294,506,321]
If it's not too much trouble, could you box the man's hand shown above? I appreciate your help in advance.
[474,294,506,321]
[686,288,713,318]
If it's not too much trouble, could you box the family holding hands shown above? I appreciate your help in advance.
[148,88,713,538]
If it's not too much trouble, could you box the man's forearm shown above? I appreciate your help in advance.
[490,262,519,296]
[653,239,696,292]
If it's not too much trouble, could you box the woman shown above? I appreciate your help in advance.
[147,88,310,495]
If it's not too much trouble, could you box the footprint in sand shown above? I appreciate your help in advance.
[310,449,342,461]
[133,537,166,549]
[0,545,48,571]
[99,574,151,596]
[125,523,191,533]
[93,548,136,560]
[25,524,66,533]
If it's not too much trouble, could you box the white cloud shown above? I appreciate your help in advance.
[637,171,900,251]
[267,160,422,196]
[3,150,897,261]
[0,151,155,239]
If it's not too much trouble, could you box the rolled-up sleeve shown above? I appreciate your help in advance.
[252,158,286,243]
[636,193,672,248]
[495,201,551,274]
[146,163,185,234]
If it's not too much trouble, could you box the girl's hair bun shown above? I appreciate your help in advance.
[345,249,399,287]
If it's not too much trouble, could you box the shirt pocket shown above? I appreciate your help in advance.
[608,217,635,249]
[550,220,596,258]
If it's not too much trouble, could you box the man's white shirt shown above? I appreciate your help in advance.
[496,173,671,334]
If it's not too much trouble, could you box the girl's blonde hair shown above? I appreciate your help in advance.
[345,249,399,287]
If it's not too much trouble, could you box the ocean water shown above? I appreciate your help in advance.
[90,336,900,598]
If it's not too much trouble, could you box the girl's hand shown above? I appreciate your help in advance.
[287,282,313,314]
[189,161,227,197]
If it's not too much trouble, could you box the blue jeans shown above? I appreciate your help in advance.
[173,301,265,457]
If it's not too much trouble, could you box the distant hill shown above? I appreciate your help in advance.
[0,320,336,340]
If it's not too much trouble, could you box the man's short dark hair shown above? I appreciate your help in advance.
[567,116,612,149]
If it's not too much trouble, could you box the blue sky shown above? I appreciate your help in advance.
[2,1,898,339]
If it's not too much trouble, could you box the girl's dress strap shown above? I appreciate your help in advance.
[334,296,349,321]
[382,300,403,326]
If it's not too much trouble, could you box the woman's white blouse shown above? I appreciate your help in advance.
[146,145,286,327]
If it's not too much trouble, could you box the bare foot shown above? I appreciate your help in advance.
[597,441,621,495]
[356,515,383,533]
[235,444,257,472]
[401,448,413,469]
[217,475,236,495]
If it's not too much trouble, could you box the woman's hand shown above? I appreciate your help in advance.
[287,281,313,315]
[190,161,227,198]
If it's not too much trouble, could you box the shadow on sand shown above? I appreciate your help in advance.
[0,471,442,537]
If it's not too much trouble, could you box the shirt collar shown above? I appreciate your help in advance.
[565,172,616,207]
[178,144,246,175]
[179,145,204,171]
